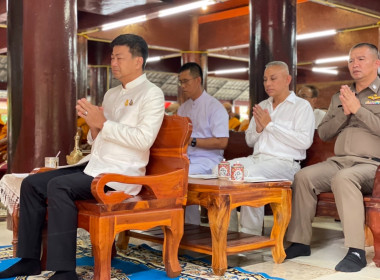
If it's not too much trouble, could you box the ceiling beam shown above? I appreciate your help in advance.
[198,6,249,24]
[198,0,310,24]
[311,0,380,18]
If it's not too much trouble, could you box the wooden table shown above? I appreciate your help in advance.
[129,178,292,276]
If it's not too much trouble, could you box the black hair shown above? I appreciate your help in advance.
[350,43,379,59]
[110,34,149,70]
[305,85,319,98]
[179,62,203,85]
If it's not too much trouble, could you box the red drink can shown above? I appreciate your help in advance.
[218,159,230,178]
[231,161,244,181]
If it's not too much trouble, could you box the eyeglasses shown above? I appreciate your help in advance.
[178,77,197,86]
[298,94,314,99]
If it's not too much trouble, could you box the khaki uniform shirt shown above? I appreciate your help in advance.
[318,76,380,159]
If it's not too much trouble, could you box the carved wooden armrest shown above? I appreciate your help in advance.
[372,165,380,198]
[30,167,56,174]
[91,168,187,206]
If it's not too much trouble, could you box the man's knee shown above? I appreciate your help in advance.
[293,167,314,190]
[20,174,42,195]
[46,177,68,198]
[331,169,358,193]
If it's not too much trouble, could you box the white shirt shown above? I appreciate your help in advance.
[83,74,165,195]
[314,108,326,128]
[245,91,315,161]
[177,91,229,172]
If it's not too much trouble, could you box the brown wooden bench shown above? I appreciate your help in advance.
[224,130,380,267]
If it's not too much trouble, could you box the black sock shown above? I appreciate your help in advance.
[0,258,41,278]
[335,247,366,272]
[48,270,78,280]
[285,242,311,259]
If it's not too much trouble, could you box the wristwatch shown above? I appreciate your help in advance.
[191,138,197,147]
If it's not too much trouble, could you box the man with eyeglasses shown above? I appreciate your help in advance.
[297,85,326,128]
[177,62,229,225]
[286,43,380,272]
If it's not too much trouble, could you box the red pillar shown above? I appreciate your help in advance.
[7,0,77,172]
[89,67,108,106]
[178,15,208,105]
[249,0,297,109]
[78,35,88,100]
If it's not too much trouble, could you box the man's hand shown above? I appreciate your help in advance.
[76,98,106,130]
[339,85,361,115]
[253,104,271,133]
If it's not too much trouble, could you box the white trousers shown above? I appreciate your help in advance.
[185,161,213,225]
[221,154,300,235]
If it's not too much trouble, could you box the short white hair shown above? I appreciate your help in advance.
[265,61,289,74]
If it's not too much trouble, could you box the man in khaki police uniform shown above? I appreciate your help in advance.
[285,43,380,272]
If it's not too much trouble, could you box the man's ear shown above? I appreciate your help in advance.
[135,56,144,69]
[375,59,380,68]
[287,74,292,85]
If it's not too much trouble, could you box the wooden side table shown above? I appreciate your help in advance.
[129,178,292,276]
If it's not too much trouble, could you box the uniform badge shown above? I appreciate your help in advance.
[365,93,380,105]
[125,99,134,106]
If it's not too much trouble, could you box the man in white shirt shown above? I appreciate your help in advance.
[297,85,326,128]
[224,61,315,235]
[0,34,164,280]
[177,62,229,224]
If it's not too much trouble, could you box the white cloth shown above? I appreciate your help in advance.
[0,174,27,214]
[246,91,315,161]
[84,74,165,195]
[314,108,326,128]
[178,90,229,175]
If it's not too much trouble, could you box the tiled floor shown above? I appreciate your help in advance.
[0,216,378,280]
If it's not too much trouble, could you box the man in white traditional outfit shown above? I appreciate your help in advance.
[0,34,165,280]
[220,61,315,235]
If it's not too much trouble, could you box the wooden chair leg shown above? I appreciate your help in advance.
[162,209,183,278]
[365,224,374,247]
[366,208,380,267]
[90,217,115,280]
[11,204,19,258]
[116,230,130,250]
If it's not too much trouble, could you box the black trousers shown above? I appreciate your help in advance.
[17,164,94,271]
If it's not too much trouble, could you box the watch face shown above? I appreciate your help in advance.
[191,138,196,147]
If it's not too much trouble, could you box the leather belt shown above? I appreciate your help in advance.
[367,157,380,163]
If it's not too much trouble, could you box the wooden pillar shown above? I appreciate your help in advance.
[249,0,297,112]
[77,35,88,100]
[89,67,108,106]
[7,0,77,172]
[178,16,208,104]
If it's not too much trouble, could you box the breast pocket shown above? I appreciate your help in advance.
[115,104,141,126]
[363,103,380,115]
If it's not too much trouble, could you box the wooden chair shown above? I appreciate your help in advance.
[12,115,192,279]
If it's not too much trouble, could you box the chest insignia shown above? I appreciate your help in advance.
[368,94,380,100]
[365,100,380,105]
[124,99,134,106]
[366,94,380,104]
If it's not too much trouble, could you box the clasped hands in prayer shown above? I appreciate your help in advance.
[339,85,361,115]
[253,104,271,133]
[76,98,106,130]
